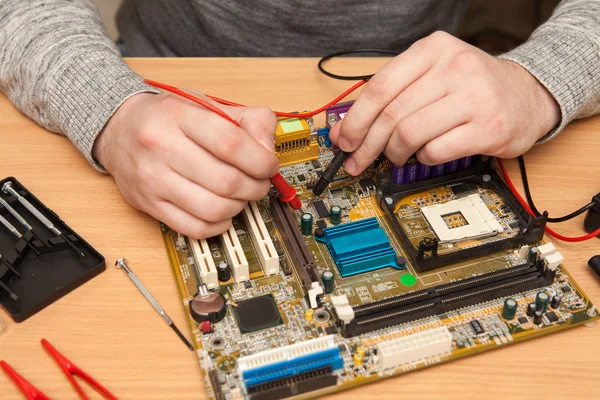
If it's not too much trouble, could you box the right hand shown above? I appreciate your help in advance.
[93,90,279,239]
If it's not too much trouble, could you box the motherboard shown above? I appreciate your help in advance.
[160,102,598,400]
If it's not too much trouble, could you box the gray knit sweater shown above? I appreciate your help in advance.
[0,0,599,170]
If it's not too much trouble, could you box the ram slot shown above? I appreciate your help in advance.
[242,202,279,276]
[342,260,556,337]
[189,238,218,289]
[220,225,249,282]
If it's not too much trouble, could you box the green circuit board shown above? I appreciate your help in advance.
[161,150,598,400]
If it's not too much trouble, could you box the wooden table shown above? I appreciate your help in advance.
[1,59,599,399]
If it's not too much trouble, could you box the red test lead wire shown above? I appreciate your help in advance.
[497,159,600,242]
[144,79,301,210]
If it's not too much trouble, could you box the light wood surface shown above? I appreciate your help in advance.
[0,58,599,399]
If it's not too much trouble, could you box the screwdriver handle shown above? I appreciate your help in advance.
[3,183,61,236]
[0,197,33,231]
[115,258,172,325]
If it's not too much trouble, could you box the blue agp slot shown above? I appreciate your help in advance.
[317,217,399,277]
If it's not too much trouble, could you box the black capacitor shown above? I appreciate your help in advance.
[550,295,562,309]
[526,303,537,317]
[533,310,543,325]
[217,261,231,282]
[314,227,325,238]
[190,291,227,323]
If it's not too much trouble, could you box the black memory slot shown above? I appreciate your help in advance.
[342,261,556,337]
[268,190,322,290]
[353,261,536,319]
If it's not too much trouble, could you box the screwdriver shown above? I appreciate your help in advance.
[116,258,194,352]
[2,182,84,257]
[0,214,40,255]
[0,197,49,247]
[310,151,351,201]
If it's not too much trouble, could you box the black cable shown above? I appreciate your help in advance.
[318,49,399,81]
[517,155,596,222]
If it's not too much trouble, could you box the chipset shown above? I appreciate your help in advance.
[233,295,283,334]
[317,217,399,277]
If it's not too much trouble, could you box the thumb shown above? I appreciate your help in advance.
[226,106,278,152]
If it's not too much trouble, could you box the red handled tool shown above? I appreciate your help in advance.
[1,339,117,400]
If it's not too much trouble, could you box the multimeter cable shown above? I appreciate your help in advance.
[517,155,597,223]
[497,159,600,242]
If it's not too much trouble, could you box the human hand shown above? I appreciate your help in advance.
[93,90,279,239]
[330,31,560,174]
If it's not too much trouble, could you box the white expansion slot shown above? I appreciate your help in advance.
[221,225,249,282]
[189,238,218,289]
[377,326,452,369]
[242,202,280,276]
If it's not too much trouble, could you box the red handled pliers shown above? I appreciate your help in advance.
[1,339,117,400]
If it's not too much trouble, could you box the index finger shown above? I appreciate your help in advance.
[337,39,439,152]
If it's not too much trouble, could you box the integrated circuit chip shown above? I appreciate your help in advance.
[313,200,330,219]
[545,311,559,323]
[316,220,327,230]
[470,320,485,335]
[297,174,306,182]
[233,295,282,333]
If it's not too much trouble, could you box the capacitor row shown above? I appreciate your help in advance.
[391,156,473,185]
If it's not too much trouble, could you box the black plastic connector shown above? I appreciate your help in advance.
[583,193,600,237]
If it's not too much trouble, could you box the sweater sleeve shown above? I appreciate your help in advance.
[498,0,600,142]
[0,0,159,170]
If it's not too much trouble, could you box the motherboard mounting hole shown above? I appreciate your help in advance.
[209,336,226,350]
[314,309,330,323]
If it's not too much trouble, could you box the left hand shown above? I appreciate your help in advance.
[329,31,560,174]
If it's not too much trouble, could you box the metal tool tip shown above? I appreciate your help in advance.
[115,257,127,268]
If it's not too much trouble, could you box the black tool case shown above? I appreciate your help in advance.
[0,177,105,322]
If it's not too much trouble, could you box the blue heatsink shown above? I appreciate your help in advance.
[316,217,399,277]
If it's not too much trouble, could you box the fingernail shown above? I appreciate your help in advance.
[344,158,356,175]
[338,137,351,152]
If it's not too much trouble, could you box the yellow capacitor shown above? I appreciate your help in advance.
[305,308,314,321]
[353,353,363,366]
[356,346,366,357]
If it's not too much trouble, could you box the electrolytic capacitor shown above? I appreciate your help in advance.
[536,292,550,313]
[391,164,404,185]
[502,298,518,320]
[322,270,335,294]
[444,159,459,173]
[330,205,342,225]
[458,156,473,170]
[430,164,445,178]
[301,213,313,235]
[528,246,539,263]
[550,295,562,309]
[533,310,543,325]
[416,162,431,181]
[526,303,537,316]
[403,157,418,183]
[217,262,231,282]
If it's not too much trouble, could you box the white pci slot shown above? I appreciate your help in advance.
[242,202,279,276]
[189,238,218,289]
[221,225,249,282]
[377,327,452,370]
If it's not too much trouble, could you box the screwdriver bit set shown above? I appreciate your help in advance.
[0,177,105,322]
